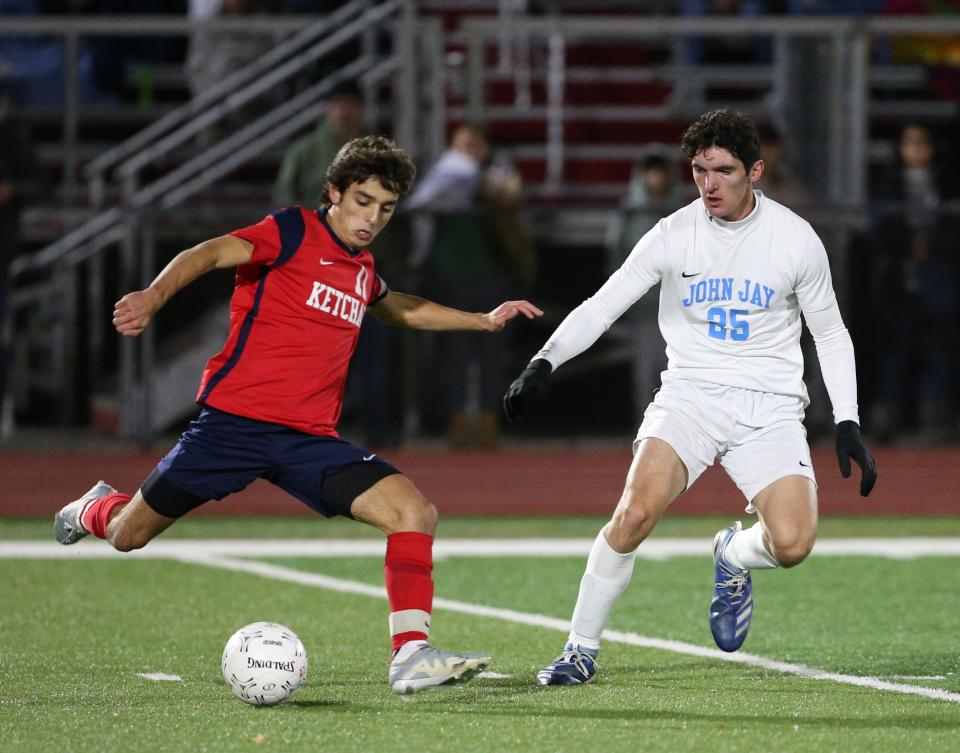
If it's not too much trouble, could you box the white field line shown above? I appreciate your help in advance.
[5,537,960,559]
[137,672,183,682]
[169,552,960,706]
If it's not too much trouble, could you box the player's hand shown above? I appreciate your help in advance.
[503,358,552,422]
[113,288,162,337]
[836,420,878,497]
[483,300,543,332]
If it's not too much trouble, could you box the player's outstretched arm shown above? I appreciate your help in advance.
[113,235,254,337]
[369,291,542,332]
[835,420,878,497]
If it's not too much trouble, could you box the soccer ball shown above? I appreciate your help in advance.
[221,622,308,705]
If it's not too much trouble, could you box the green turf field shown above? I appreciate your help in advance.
[2,516,959,753]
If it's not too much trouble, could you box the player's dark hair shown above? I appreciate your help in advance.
[323,135,416,205]
[681,109,761,172]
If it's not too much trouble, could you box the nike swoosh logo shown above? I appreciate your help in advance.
[320,259,334,266]
[799,461,810,467]
[363,454,376,461]
[681,271,700,278]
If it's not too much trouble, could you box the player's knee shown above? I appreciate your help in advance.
[608,500,656,550]
[394,496,438,535]
[770,532,815,568]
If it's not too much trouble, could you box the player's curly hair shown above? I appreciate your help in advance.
[323,135,417,205]
[680,109,761,172]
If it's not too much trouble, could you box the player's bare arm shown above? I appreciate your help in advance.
[369,291,542,332]
[113,235,254,337]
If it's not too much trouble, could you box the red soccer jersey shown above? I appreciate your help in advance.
[196,206,388,436]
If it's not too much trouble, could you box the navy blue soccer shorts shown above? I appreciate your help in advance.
[140,408,400,519]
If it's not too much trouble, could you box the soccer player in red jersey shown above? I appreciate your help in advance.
[53,136,543,694]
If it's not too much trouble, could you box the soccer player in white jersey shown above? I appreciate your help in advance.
[503,108,878,685]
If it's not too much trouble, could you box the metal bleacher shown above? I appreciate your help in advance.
[3,2,959,442]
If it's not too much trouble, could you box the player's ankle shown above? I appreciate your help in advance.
[564,642,599,659]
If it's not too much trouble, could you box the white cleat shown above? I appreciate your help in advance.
[53,480,116,545]
[388,644,491,695]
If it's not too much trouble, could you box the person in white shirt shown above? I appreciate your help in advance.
[503,108,878,686]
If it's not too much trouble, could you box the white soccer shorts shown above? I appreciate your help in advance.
[634,372,817,512]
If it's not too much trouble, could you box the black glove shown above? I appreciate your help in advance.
[836,420,878,497]
[503,358,552,423]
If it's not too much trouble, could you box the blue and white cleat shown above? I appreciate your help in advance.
[709,522,753,652]
[536,645,598,686]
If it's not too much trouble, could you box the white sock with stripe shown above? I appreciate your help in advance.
[567,530,637,653]
[725,521,779,570]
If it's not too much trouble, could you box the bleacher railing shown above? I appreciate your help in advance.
[83,0,373,207]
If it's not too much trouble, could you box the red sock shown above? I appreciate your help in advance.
[385,531,434,652]
[82,493,131,540]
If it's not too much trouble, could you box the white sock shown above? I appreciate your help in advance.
[725,522,779,570]
[567,530,637,652]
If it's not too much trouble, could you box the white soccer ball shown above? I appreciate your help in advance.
[221,622,308,705]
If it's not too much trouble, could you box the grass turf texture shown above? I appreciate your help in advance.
[2,518,959,752]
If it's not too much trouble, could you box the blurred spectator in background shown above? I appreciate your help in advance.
[406,124,535,447]
[757,124,810,207]
[605,155,684,423]
[273,82,365,208]
[0,100,49,415]
[869,123,958,443]
[185,0,274,104]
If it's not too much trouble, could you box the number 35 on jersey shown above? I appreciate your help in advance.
[682,277,777,343]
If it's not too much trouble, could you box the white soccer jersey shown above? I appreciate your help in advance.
[534,192,860,423]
